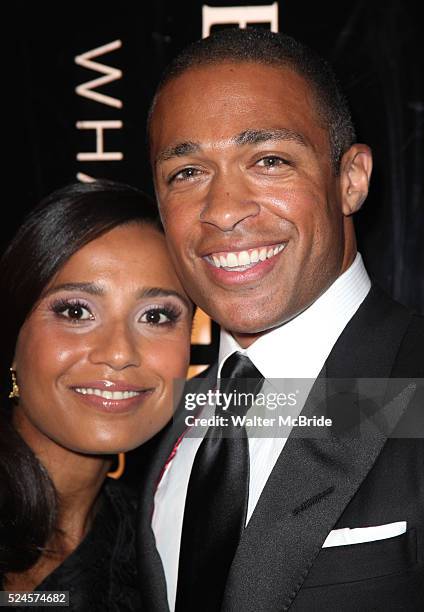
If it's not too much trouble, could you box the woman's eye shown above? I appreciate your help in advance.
[65,305,93,320]
[169,167,201,183]
[139,308,178,325]
[53,301,94,321]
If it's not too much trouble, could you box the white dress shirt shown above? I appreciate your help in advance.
[152,253,371,611]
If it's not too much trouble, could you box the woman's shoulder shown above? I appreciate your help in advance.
[101,478,140,569]
[38,478,141,611]
[102,477,139,518]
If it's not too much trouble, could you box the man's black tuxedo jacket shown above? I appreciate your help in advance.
[137,286,424,611]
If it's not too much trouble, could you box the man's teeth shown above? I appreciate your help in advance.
[210,243,285,269]
[75,388,140,400]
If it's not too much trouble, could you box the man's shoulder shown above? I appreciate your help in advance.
[392,311,424,377]
[364,284,424,376]
[327,284,422,378]
[405,311,424,334]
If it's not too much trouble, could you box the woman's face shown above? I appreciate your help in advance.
[12,222,192,455]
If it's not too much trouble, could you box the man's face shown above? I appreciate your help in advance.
[150,62,355,342]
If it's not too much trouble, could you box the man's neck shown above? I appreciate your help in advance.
[218,253,371,380]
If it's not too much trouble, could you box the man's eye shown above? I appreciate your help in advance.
[256,156,287,168]
[169,167,201,183]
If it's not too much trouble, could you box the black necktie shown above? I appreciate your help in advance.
[175,352,264,612]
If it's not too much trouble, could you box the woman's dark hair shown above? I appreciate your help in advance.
[0,179,160,574]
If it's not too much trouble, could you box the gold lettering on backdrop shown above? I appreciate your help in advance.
[202,2,278,37]
[76,120,123,161]
[75,40,123,108]
[75,40,123,182]
[76,172,96,183]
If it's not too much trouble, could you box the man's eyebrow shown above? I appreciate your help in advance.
[156,141,200,164]
[234,128,307,147]
[44,282,105,297]
[155,128,307,165]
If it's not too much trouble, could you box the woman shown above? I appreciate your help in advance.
[0,180,193,609]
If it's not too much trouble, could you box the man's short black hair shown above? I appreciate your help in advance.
[151,28,356,173]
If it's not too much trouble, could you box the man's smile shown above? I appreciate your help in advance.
[204,242,287,270]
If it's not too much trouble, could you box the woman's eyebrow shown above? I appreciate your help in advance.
[44,282,105,297]
[43,283,192,311]
[136,287,192,311]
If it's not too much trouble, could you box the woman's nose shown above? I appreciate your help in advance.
[88,321,141,370]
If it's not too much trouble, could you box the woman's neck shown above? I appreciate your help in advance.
[50,450,111,539]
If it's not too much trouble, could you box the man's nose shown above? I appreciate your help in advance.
[200,171,260,231]
[88,320,141,370]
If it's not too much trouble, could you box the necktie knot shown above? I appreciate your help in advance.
[219,352,264,417]
[220,351,262,380]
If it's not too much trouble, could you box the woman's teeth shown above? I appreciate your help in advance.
[74,388,140,400]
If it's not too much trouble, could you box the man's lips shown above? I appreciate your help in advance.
[198,241,288,287]
[203,242,286,271]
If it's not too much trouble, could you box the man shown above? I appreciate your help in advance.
[138,29,424,611]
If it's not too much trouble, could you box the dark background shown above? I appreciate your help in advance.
[6,0,423,485]
[6,0,423,314]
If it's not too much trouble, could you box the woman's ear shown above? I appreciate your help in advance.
[340,144,373,216]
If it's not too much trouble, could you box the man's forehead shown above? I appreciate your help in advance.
[151,61,317,127]
[153,60,312,112]
[149,61,328,164]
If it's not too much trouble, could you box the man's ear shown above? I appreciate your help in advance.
[340,144,373,216]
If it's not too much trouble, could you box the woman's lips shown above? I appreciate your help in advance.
[70,383,154,413]
[73,379,144,392]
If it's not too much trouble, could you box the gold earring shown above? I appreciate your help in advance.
[9,368,20,399]
[107,452,125,479]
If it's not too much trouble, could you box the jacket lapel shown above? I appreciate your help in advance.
[138,365,218,611]
[222,286,413,611]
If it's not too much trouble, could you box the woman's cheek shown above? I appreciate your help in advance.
[144,334,190,381]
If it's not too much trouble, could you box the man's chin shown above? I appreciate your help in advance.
[218,312,285,338]
[193,292,296,337]
[209,301,304,338]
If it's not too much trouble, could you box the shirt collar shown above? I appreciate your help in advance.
[218,252,371,379]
